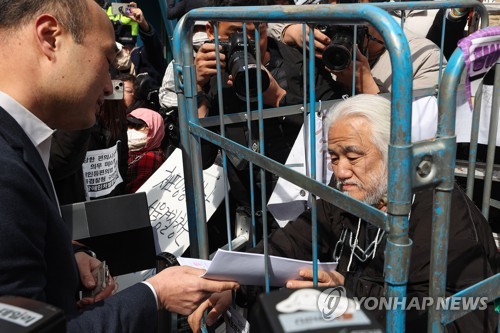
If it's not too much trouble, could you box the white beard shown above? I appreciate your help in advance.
[335,165,387,206]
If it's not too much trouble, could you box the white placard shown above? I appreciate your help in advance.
[82,142,123,198]
[137,148,226,257]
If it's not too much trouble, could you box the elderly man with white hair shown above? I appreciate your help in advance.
[189,94,498,333]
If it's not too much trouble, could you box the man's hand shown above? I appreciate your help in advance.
[332,47,380,94]
[282,24,331,59]
[286,269,345,289]
[126,2,150,32]
[74,252,116,309]
[147,266,239,316]
[188,290,233,333]
[195,43,226,92]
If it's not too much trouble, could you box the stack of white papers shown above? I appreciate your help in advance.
[178,249,338,287]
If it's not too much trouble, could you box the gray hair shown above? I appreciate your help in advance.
[324,94,391,164]
[0,0,90,44]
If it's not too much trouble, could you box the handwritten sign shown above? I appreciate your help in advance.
[115,148,226,291]
[458,26,500,109]
[137,148,226,257]
[82,142,123,198]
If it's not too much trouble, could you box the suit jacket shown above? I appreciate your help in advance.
[0,107,157,332]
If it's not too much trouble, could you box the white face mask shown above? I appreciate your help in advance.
[114,47,132,71]
[128,129,147,151]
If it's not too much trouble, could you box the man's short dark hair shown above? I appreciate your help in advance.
[208,0,271,6]
[0,0,90,43]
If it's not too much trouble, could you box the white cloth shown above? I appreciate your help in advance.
[456,84,500,146]
[159,60,178,108]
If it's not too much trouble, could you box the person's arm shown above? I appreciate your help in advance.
[194,42,226,118]
[188,199,339,332]
[408,37,446,91]
[127,2,168,85]
[267,22,290,42]
[147,266,239,315]
[127,2,151,33]
[426,8,468,60]
[282,24,331,59]
[159,60,178,109]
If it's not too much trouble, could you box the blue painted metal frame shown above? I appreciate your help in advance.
[432,47,500,333]
[173,4,412,331]
[170,1,496,332]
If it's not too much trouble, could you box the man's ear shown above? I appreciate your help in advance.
[34,14,63,60]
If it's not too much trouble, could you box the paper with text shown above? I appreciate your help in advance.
[82,142,123,198]
[179,249,337,287]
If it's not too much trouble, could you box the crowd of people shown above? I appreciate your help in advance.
[0,0,497,332]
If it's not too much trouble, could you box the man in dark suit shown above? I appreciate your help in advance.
[0,1,238,332]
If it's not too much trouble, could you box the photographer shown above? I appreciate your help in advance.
[195,0,347,236]
[271,0,444,94]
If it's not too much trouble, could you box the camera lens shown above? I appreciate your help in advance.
[322,43,352,72]
[228,51,270,101]
[322,31,353,72]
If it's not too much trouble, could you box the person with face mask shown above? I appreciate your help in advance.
[126,108,167,193]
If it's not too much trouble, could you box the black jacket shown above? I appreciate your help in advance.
[0,107,157,333]
[49,129,92,205]
[131,24,168,88]
[248,182,498,332]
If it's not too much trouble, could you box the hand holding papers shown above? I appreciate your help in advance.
[178,249,338,287]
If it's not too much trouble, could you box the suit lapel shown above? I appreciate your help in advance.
[0,107,59,206]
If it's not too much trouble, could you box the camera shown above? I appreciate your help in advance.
[105,80,124,100]
[208,32,270,101]
[318,24,368,72]
[111,3,132,16]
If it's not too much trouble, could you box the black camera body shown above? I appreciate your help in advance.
[207,32,270,101]
[318,24,368,72]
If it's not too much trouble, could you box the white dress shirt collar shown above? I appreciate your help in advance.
[0,91,55,169]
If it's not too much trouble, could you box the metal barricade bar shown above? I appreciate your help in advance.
[433,46,500,333]
[174,4,414,331]
[169,1,495,332]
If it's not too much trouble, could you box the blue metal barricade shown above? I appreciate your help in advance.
[434,46,500,333]
[169,1,497,332]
